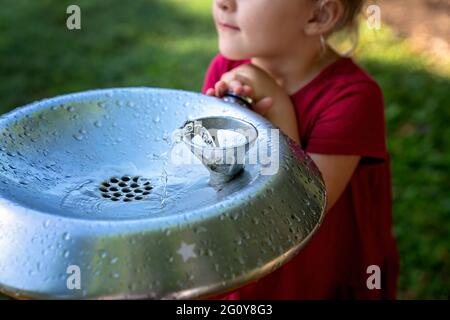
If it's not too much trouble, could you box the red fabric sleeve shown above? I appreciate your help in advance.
[305,81,388,161]
[201,54,229,94]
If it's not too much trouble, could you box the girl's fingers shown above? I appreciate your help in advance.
[214,81,228,97]
[221,72,253,94]
[229,80,244,95]
[253,97,274,115]
[229,81,254,99]
[242,85,254,97]
[205,88,215,96]
[213,76,254,99]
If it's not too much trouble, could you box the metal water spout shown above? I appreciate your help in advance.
[179,116,258,186]
[179,92,258,185]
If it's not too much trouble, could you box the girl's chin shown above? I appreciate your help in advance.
[219,43,251,61]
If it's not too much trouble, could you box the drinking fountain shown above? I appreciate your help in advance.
[0,88,326,299]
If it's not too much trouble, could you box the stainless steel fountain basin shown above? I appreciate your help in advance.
[0,87,326,299]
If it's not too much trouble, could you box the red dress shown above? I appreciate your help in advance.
[202,54,400,299]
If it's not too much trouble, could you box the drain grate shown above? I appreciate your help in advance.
[99,176,153,202]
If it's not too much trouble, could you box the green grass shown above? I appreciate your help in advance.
[0,0,449,299]
[0,0,217,111]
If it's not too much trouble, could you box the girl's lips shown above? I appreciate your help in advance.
[219,22,240,31]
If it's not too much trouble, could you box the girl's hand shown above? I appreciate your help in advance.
[205,64,277,116]
[205,64,300,145]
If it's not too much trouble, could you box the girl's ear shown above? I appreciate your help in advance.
[304,0,344,36]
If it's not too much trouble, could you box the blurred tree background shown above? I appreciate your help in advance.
[0,0,448,299]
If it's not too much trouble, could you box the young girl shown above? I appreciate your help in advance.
[202,0,399,299]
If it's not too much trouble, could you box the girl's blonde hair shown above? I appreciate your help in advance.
[333,0,365,32]
[318,0,365,56]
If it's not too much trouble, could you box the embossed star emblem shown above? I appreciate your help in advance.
[177,242,197,262]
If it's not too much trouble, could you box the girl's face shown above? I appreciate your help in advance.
[212,0,314,60]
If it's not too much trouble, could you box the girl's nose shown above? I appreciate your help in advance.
[215,0,236,12]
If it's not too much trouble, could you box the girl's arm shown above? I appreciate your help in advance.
[255,75,362,211]
[308,154,361,212]
[262,88,300,146]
